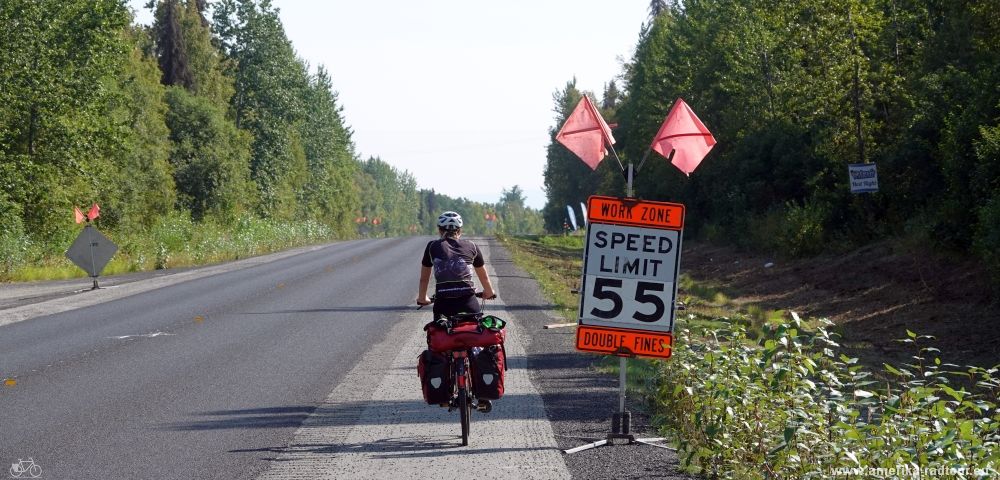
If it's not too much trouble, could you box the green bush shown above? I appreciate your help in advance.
[655,318,1000,478]
[746,209,787,252]
[779,201,828,257]
[973,195,1000,286]
[0,222,37,281]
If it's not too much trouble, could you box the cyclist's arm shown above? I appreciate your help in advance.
[417,266,433,304]
[474,265,496,299]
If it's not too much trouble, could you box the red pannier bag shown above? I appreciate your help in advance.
[424,319,505,353]
[417,349,452,405]
[471,344,505,400]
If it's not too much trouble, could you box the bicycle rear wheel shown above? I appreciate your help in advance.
[459,387,471,446]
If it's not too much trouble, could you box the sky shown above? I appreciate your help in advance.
[129,1,651,210]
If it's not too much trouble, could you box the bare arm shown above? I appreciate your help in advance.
[417,266,432,304]
[474,265,496,299]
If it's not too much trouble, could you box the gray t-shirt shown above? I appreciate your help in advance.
[421,238,485,298]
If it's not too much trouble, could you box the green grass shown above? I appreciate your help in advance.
[1,213,337,282]
[498,234,584,323]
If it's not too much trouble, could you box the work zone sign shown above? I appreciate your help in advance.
[576,196,684,359]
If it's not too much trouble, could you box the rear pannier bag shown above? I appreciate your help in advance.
[425,320,505,353]
[417,349,452,404]
[471,345,505,400]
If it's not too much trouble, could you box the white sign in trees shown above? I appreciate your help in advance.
[849,163,879,193]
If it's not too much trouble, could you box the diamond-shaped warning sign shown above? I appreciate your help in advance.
[65,225,117,277]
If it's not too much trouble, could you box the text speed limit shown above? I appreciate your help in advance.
[581,275,673,332]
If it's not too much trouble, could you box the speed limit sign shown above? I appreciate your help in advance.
[576,196,684,359]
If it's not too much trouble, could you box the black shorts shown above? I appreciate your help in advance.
[433,294,481,320]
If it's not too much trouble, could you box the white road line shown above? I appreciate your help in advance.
[107,332,176,340]
[258,246,570,479]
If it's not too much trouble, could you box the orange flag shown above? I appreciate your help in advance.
[87,203,100,221]
[651,98,716,176]
[555,96,615,170]
[74,207,85,224]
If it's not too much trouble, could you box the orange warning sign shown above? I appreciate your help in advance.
[588,196,684,230]
[576,325,672,359]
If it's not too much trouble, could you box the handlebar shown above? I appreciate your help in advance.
[416,291,495,308]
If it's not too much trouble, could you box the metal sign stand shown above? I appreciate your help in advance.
[564,160,674,454]
[88,226,101,290]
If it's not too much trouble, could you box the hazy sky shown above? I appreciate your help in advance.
[130,1,651,210]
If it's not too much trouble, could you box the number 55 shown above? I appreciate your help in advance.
[590,278,665,322]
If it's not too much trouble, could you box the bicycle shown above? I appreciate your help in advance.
[9,458,41,478]
[418,292,499,446]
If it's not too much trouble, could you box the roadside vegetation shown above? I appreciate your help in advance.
[542,1,1000,287]
[500,234,1000,478]
[0,0,543,282]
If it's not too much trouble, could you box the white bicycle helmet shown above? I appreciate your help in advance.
[437,211,463,230]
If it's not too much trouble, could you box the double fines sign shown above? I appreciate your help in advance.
[576,196,684,359]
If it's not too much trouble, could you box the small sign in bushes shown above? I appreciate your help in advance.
[849,163,879,193]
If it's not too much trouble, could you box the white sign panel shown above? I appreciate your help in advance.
[65,225,118,277]
[579,223,681,332]
[849,163,878,193]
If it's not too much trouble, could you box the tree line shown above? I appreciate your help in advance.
[0,0,542,277]
[543,0,1000,281]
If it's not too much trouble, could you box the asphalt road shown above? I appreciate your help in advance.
[0,236,693,479]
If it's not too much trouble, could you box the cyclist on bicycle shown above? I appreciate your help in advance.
[416,211,496,315]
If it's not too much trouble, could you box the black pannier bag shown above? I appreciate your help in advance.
[417,349,452,404]
[470,345,506,400]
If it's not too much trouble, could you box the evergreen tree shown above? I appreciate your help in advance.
[154,0,193,89]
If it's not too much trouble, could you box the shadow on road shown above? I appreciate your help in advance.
[230,436,560,460]
[164,392,583,432]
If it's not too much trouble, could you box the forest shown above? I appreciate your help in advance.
[0,0,542,279]
[543,0,1000,283]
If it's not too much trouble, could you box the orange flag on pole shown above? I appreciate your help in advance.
[74,207,85,224]
[555,96,616,170]
[651,98,716,176]
[87,203,100,221]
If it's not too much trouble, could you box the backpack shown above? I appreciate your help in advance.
[470,345,506,400]
[417,349,452,405]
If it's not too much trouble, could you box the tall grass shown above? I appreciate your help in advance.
[0,212,337,282]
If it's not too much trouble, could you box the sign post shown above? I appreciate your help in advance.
[564,193,684,454]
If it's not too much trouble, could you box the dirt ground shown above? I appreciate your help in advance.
[680,241,1000,370]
